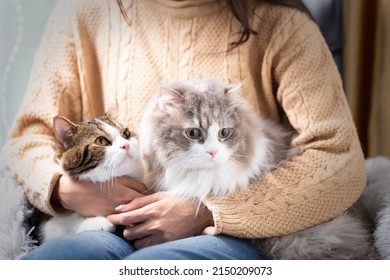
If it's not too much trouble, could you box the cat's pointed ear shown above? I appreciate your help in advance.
[225,83,243,95]
[53,116,78,147]
[157,87,183,104]
[105,100,119,120]
[104,110,119,125]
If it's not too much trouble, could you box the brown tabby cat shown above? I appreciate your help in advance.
[40,114,143,242]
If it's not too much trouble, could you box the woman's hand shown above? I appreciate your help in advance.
[107,192,214,249]
[51,174,150,217]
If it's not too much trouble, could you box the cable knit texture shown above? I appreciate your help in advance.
[2,0,366,238]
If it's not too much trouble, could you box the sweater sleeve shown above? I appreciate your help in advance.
[203,11,367,238]
[1,0,82,215]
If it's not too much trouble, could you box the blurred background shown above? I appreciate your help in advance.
[0,0,57,145]
[0,0,389,158]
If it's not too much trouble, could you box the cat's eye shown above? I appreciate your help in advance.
[95,136,111,146]
[122,128,131,139]
[218,128,231,140]
[185,128,201,140]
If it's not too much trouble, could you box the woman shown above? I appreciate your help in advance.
[3,0,366,259]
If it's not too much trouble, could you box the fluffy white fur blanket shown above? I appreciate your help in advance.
[1,154,390,259]
[0,154,36,259]
[362,156,390,259]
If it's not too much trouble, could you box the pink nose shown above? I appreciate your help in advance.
[208,150,218,158]
[121,143,130,150]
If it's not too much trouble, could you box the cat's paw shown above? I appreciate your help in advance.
[100,219,116,232]
[77,216,116,233]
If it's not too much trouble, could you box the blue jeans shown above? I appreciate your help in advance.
[21,231,264,260]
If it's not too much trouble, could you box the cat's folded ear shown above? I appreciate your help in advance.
[157,87,183,105]
[53,116,78,147]
[225,83,243,95]
[104,111,119,124]
[105,99,119,120]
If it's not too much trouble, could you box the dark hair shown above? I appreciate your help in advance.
[116,0,313,50]
[225,0,314,49]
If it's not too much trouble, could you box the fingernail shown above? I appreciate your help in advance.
[115,205,126,212]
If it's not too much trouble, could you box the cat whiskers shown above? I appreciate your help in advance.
[145,156,199,193]
[229,156,247,171]
[100,153,122,198]
[144,158,183,191]
[231,152,251,159]
[164,158,203,192]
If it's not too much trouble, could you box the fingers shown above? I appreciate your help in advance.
[57,174,119,216]
[122,223,166,249]
[134,236,162,249]
[107,194,167,225]
[56,174,152,217]
[123,222,152,240]
[114,193,164,213]
[113,177,153,205]
[111,193,210,250]
[107,207,150,225]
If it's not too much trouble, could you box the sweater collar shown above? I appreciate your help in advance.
[144,0,224,18]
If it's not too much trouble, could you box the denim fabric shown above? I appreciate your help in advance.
[21,231,264,260]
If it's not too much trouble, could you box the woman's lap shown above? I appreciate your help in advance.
[21,231,135,260]
[21,231,264,260]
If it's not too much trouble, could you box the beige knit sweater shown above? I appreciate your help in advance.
[2,0,366,238]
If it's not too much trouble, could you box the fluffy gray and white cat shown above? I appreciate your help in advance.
[140,76,377,259]
[40,115,144,242]
[140,78,297,200]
